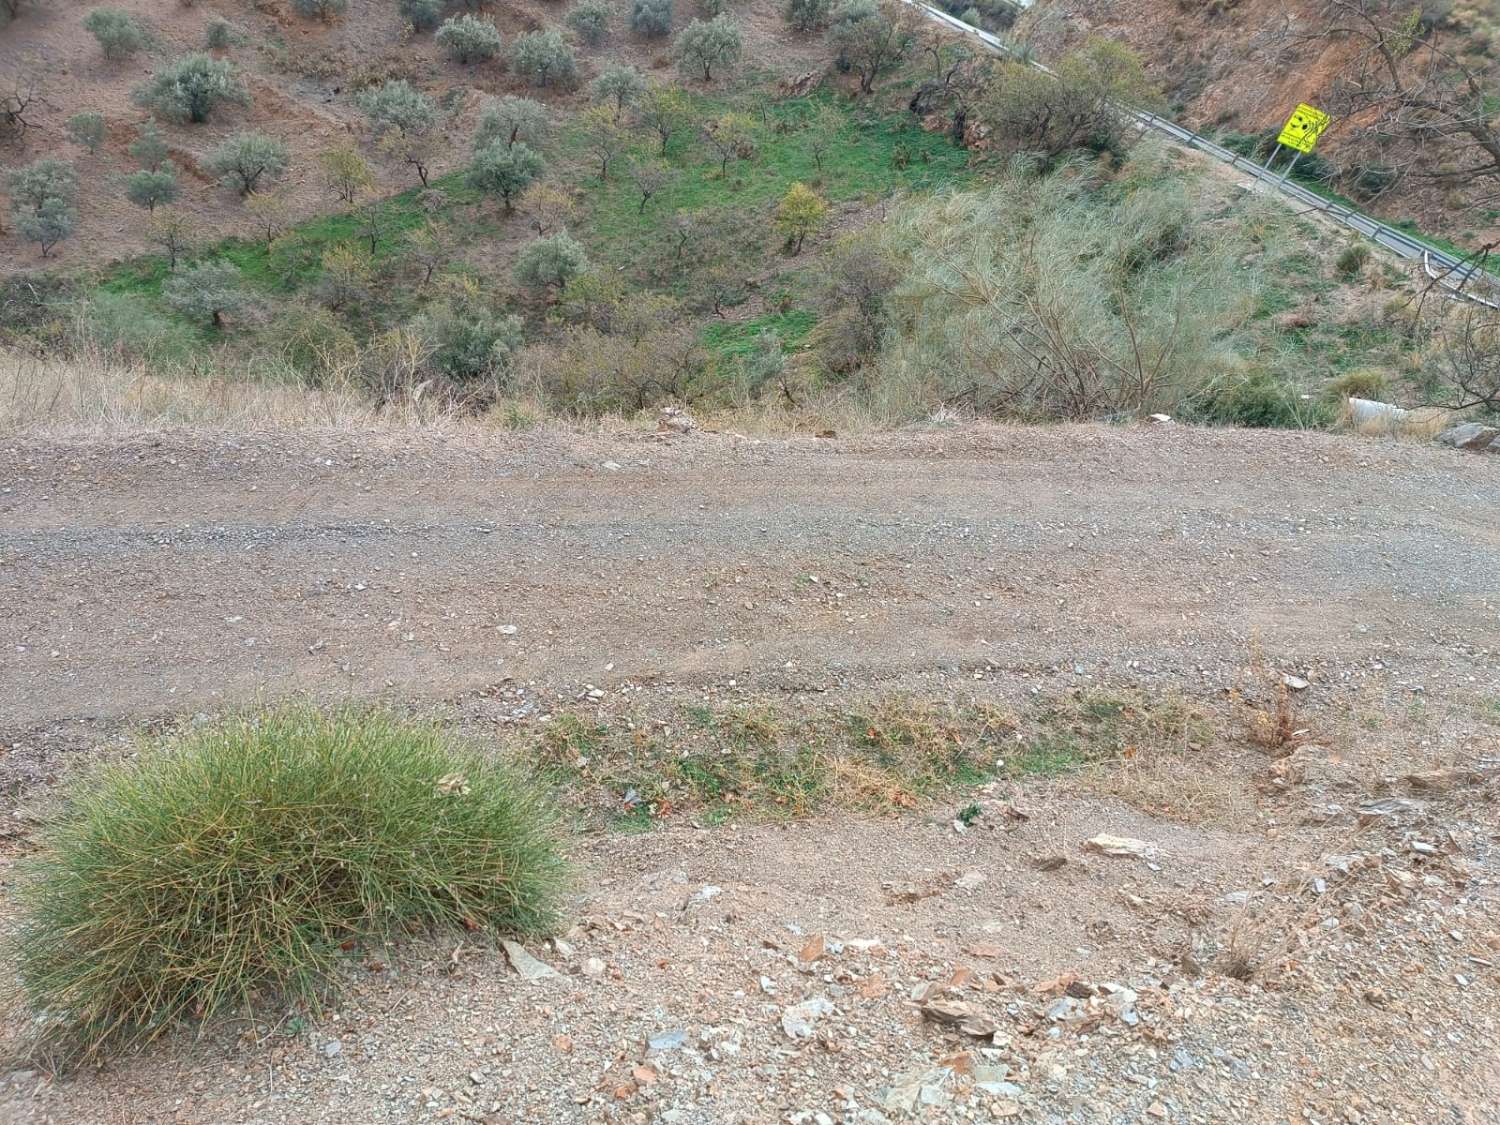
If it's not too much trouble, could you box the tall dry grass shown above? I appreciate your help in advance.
[0,347,460,436]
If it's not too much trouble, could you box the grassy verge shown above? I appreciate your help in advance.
[517,689,1217,832]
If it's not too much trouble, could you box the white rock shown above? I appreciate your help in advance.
[781,996,835,1039]
[502,940,559,982]
[1083,834,1150,859]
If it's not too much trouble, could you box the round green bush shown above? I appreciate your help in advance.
[15,707,565,1061]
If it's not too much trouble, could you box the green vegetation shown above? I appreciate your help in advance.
[133,54,250,124]
[83,7,148,60]
[566,0,612,44]
[65,112,105,154]
[631,0,674,37]
[13,706,564,1063]
[436,13,503,63]
[567,87,972,268]
[8,17,1474,430]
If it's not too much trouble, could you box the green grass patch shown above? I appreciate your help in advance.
[566,88,976,267]
[13,706,565,1065]
[701,307,817,358]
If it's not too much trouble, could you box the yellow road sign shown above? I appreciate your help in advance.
[1277,103,1331,154]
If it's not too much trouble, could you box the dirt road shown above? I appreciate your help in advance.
[4,421,1500,1125]
[3,423,1497,746]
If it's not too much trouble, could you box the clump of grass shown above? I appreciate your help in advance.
[12,706,565,1064]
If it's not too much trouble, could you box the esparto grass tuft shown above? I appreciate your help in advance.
[11,706,566,1064]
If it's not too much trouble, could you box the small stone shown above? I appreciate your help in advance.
[1083,834,1149,859]
[1281,674,1310,691]
[502,941,560,981]
[582,957,606,977]
[919,997,998,1037]
[954,869,987,890]
[648,1029,686,1052]
[688,884,723,906]
[498,624,519,635]
[322,1040,342,1058]
[781,996,835,1039]
[798,933,826,964]
[602,460,622,471]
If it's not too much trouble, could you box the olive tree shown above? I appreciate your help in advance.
[566,0,612,45]
[475,94,549,150]
[514,231,589,294]
[467,140,544,211]
[784,0,829,31]
[16,199,76,257]
[631,0,673,37]
[826,0,914,94]
[292,0,347,20]
[8,159,80,256]
[129,119,170,169]
[207,131,290,195]
[436,13,503,63]
[6,159,78,214]
[134,54,250,123]
[83,8,148,60]
[510,29,577,87]
[673,14,742,82]
[591,64,646,122]
[397,0,444,30]
[66,112,106,154]
[125,167,180,212]
[358,80,439,184]
[163,261,246,327]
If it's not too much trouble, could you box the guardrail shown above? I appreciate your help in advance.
[905,0,1500,309]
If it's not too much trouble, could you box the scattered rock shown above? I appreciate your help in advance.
[1436,422,1500,452]
[918,997,998,1037]
[658,405,696,433]
[1083,834,1150,860]
[973,1066,1022,1097]
[798,933,826,964]
[502,941,559,982]
[1405,766,1483,793]
[647,1029,686,1052]
[1357,798,1425,826]
[581,956,606,977]
[882,1065,956,1114]
[1031,854,1069,871]
[1281,674,1310,691]
[781,996,835,1040]
[954,869,987,890]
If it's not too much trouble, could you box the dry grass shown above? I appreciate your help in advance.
[1341,396,1453,439]
[0,349,410,436]
[0,346,913,439]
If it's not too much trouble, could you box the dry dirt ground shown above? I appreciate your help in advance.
[1,421,1499,1123]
